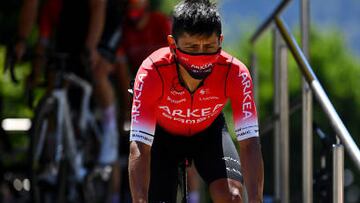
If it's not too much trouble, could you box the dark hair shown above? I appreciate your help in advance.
[172,0,222,40]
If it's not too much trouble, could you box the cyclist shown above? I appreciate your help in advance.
[91,0,126,202]
[128,0,264,202]
[31,1,126,202]
[115,0,171,133]
[13,0,124,168]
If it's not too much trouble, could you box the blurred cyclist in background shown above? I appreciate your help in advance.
[115,0,171,132]
[15,0,127,202]
[14,0,124,167]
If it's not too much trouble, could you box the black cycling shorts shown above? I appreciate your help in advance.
[97,0,124,63]
[149,114,243,202]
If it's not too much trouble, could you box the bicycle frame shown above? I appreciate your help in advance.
[34,72,100,180]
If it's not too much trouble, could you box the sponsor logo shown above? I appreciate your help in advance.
[239,72,254,120]
[167,96,186,104]
[158,104,224,124]
[199,88,210,95]
[171,90,185,96]
[132,73,147,123]
[235,125,259,137]
[131,133,153,143]
[199,96,219,101]
[190,63,213,70]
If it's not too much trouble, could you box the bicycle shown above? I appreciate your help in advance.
[30,53,113,203]
[177,158,189,203]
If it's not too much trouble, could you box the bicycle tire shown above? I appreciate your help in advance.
[84,168,112,203]
[177,160,188,203]
[81,126,112,203]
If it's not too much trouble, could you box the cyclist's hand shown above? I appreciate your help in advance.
[122,119,131,133]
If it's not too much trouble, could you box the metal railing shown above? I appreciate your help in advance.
[273,16,360,169]
[250,0,359,202]
[250,0,292,44]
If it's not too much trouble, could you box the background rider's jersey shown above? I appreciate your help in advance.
[130,47,259,146]
[116,12,171,75]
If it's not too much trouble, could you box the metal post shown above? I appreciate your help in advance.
[332,143,344,203]
[301,0,313,202]
[279,38,290,203]
[273,28,290,203]
[273,28,281,203]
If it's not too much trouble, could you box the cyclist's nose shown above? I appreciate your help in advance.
[198,45,206,53]
[193,44,209,54]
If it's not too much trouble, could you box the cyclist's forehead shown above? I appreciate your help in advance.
[176,32,220,47]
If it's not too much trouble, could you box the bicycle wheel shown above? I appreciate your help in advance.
[30,95,68,203]
[81,124,112,203]
[177,160,188,203]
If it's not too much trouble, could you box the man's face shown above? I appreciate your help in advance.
[175,32,223,54]
[167,32,223,79]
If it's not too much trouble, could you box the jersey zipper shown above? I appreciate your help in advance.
[175,62,206,135]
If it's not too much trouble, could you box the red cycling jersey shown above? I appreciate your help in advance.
[116,12,171,75]
[39,0,62,39]
[130,48,259,146]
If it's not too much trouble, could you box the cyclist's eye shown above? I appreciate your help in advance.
[186,45,199,49]
[182,44,218,53]
[205,46,215,50]
[183,46,199,52]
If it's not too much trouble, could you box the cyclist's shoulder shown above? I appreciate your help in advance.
[136,48,172,84]
[144,47,175,68]
[218,51,248,72]
[149,11,170,22]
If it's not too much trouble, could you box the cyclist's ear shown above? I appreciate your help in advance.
[219,34,224,46]
[167,35,176,53]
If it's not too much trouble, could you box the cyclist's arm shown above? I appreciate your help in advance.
[15,0,39,60]
[27,40,47,88]
[17,0,39,41]
[239,138,264,203]
[226,61,263,202]
[128,58,162,202]
[28,0,58,87]
[86,0,106,51]
[129,141,151,203]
